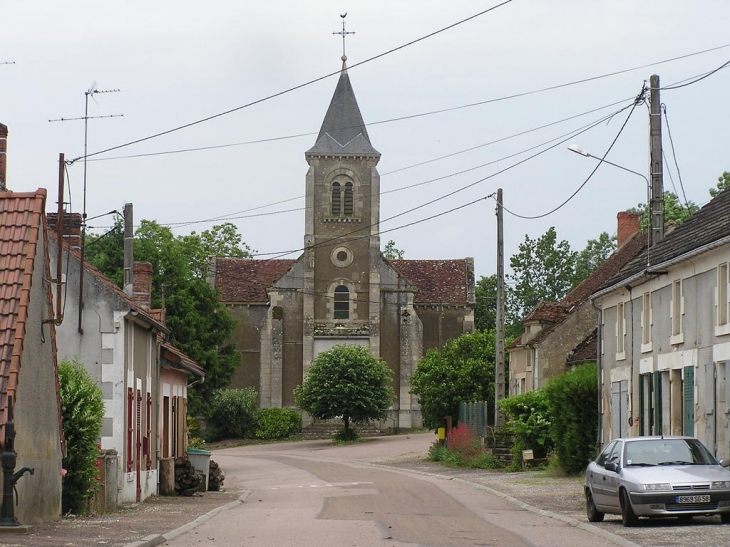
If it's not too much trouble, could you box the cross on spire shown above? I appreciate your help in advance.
[333,13,355,61]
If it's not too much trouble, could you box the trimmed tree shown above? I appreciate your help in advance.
[294,345,394,438]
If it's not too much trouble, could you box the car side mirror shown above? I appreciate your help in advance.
[605,461,619,472]
[719,458,730,468]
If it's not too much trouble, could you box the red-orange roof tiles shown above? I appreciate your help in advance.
[214,258,296,302]
[389,259,473,304]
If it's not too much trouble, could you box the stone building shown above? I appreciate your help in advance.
[209,59,475,430]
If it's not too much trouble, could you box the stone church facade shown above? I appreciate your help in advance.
[209,60,475,430]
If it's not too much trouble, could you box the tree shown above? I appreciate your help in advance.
[710,171,730,199]
[474,274,497,332]
[294,345,394,435]
[410,330,495,429]
[59,358,105,515]
[573,232,616,287]
[507,227,576,322]
[85,220,252,415]
[383,240,404,259]
[628,191,699,231]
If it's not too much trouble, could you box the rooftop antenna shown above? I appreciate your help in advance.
[49,83,122,333]
[333,13,355,62]
[0,61,15,65]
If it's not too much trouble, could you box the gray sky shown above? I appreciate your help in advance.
[2,0,729,279]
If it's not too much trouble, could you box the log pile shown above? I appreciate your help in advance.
[208,460,225,491]
[175,457,202,495]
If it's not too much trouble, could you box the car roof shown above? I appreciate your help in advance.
[613,436,697,442]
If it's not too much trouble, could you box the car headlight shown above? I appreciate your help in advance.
[712,481,730,489]
[642,483,672,491]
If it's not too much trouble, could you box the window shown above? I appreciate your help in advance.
[641,291,652,350]
[671,279,683,342]
[343,182,354,216]
[333,285,349,319]
[719,263,729,326]
[616,302,625,356]
[331,182,341,216]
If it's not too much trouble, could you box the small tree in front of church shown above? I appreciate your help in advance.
[294,345,394,440]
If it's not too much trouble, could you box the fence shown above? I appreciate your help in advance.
[458,401,490,438]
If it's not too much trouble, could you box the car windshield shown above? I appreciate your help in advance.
[624,439,718,467]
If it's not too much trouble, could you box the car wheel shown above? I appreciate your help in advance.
[721,513,730,524]
[586,490,604,522]
[620,489,638,527]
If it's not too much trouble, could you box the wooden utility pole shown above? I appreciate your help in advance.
[495,189,505,427]
[123,203,134,297]
[649,74,664,246]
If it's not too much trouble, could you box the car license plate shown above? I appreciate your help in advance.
[676,495,710,503]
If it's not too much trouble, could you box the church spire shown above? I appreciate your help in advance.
[305,17,379,158]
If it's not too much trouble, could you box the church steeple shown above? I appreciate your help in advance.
[305,62,380,158]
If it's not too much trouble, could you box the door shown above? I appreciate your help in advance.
[683,366,694,436]
[611,380,629,438]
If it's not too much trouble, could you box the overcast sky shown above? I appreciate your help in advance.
[2,1,729,279]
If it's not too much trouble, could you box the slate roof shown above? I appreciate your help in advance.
[0,189,58,430]
[306,63,380,158]
[389,259,474,305]
[214,258,296,302]
[599,188,730,291]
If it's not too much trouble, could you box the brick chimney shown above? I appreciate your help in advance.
[0,123,8,191]
[132,262,153,310]
[47,212,83,251]
[617,211,640,248]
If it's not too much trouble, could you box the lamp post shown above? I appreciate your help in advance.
[567,144,652,236]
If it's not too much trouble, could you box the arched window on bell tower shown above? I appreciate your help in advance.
[331,182,342,216]
[343,182,354,216]
[333,285,350,319]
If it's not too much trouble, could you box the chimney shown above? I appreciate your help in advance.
[47,212,83,251]
[132,262,153,311]
[617,211,640,248]
[0,123,8,191]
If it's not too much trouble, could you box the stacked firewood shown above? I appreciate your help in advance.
[208,460,225,491]
[174,457,202,495]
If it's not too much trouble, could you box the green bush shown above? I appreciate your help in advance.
[499,389,553,470]
[59,358,105,515]
[543,363,598,475]
[254,408,302,439]
[333,428,359,442]
[209,388,258,439]
[427,423,502,470]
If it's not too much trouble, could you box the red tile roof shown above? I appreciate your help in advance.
[214,258,296,302]
[389,259,473,304]
[0,189,57,432]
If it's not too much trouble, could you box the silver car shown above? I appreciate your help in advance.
[584,436,730,526]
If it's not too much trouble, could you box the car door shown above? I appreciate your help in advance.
[587,440,617,508]
[600,440,623,511]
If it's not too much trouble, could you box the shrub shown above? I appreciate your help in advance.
[499,389,553,470]
[209,388,258,439]
[333,428,360,443]
[428,423,502,469]
[59,358,105,515]
[543,363,598,474]
[254,408,302,439]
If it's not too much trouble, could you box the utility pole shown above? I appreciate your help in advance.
[649,74,664,246]
[123,203,134,298]
[495,189,505,427]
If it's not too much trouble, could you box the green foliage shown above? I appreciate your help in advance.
[710,171,730,198]
[427,424,502,469]
[507,227,577,322]
[382,239,405,259]
[573,232,616,286]
[543,363,598,474]
[474,275,497,332]
[294,345,394,432]
[254,408,302,439]
[410,331,495,429]
[85,220,252,416]
[628,191,699,231]
[333,428,360,442]
[59,358,105,515]
[209,388,258,439]
[498,390,553,460]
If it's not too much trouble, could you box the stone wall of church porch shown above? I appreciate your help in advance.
[224,304,266,393]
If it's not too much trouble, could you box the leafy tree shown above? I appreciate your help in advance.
[294,345,394,435]
[209,388,258,439]
[710,171,730,198]
[628,191,699,231]
[474,275,497,332]
[573,232,616,286]
[507,227,576,322]
[410,330,495,429]
[383,240,404,259]
[59,358,105,515]
[85,221,252,415]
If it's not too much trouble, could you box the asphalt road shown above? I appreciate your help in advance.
[165,434,627,547]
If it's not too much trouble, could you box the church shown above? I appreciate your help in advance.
[209,54,475,430]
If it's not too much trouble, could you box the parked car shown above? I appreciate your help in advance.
[585,436,730,527]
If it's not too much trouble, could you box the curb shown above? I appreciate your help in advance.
[123,491,251,547]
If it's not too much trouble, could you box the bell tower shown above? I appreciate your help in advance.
[302,50,382,371]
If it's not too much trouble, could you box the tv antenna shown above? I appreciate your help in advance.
[49,82,123,332]
[1,61,15,65]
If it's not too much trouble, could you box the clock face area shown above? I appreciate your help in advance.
[331,246,354,268]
